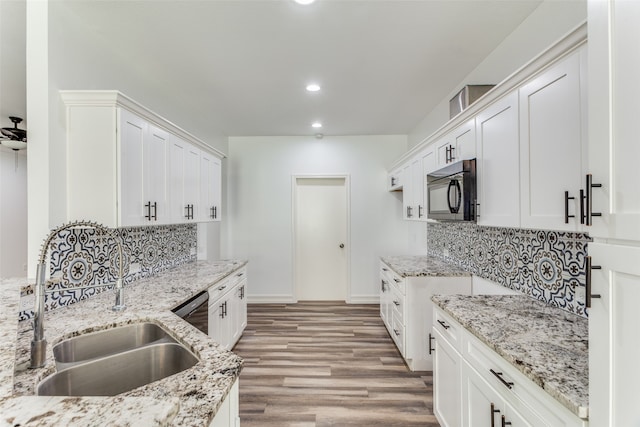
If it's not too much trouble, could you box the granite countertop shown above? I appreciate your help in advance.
[381,255,470,278]
[0,259,247,427]
[432,294,588,419]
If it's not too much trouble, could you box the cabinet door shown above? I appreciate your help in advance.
[411,157,425,220]
[476,92,520,227]
[462,361,504,427]
[144,125,169,224]
[119,109,146,227]
[519,48,586,231]
[402,163,414,220]
[184,144,200,222]
[199,151,214,222]
[454,119,477,161]
[589,243,640,427]
[433,329,463,427]
[588,0,640,241]
[211,156,222,222]
[169,138,187,223]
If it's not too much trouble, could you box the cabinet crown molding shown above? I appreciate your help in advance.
[60,90,226,159]
[390,21,587,171]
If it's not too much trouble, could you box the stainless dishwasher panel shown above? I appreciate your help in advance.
[172,290,209,334]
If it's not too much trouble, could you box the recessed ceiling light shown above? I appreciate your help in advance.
[312,122,322,128]
[306,83,321,92]
[294,0,316,4]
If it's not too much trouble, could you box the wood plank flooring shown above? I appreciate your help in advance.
[232,302,440,427]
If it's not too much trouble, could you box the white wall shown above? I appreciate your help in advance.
[226,135,408,302]
[408,0,587,149]
[0,149,27,279]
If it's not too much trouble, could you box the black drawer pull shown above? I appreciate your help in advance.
[393,300,400,307]
[437,319,450,330]
[491,403,500,427]
[428,333,435,355]
[490,369,514,389]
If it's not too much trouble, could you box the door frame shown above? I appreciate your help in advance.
[291,174,351,303]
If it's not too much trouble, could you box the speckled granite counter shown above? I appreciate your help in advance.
[432,294,588,419]
[381,255,471,277]
[0,260,247,427]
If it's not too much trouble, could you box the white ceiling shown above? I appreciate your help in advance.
[9,0,547,138]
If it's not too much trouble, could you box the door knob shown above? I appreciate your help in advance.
[339,243,344,248]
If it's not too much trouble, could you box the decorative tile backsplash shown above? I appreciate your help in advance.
[427,222,591,317]
[19,224,197,321]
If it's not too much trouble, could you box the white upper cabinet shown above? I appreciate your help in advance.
[168,138,200,224]
[519,47,587,231]
[119,112,170,226]
[475,92,520,228]
[588,0,640,242]
[436,119,477,169]
[199,152,222,222]
[402,162,413,220]
[119,109,146,227]
[411,156,426,220]
[62,91,224,228]
[145,125,170,224]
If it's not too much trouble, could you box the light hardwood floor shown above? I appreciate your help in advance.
[232,301,440,427]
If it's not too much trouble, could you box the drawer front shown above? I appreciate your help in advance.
[209,277,232,302]
[390,287,405,324]
[433,307,463,353]
[464,333,583,427]
[391,311,406,357]
[227,267,247,288]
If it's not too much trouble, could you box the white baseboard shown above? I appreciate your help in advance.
[347,295,379,304]
[246,295,296,304]
[246,295,379,304]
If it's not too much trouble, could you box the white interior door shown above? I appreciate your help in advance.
[294,177,348,301]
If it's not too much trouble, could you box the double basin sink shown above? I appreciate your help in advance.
[37,322,199,396]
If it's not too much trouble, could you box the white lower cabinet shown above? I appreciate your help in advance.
[379,261,471,371]
[209,379,240,427]
[433,306,587,427]
[208,267,248,351]
[433,327,463,427]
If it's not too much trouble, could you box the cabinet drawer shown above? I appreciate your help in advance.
[227,267,247,288]
[209,277,232,302]
[388,272,406,295]
[464,333,583,427]
[391,312,406,357]
[390,287,405,325]
[433,308,463,353]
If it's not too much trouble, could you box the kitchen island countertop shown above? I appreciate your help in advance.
[381,255,471,278]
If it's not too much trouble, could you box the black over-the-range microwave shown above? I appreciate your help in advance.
[426,159,477,222]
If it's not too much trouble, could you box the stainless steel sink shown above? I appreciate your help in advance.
[37,343,199,396]
[53,322,178,370]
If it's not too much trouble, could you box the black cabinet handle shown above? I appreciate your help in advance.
[152,202,157,220]
[491,403,500,427]
[391,176,396,187]
[437,319,450,330]
[145,201,152,221]
[393,329,400,337]
[393,300,400,307]
[449,144,455,162]
[428,333,435,355]
[489,369,514,389]
[564,191,575,224]
[579,189,585,224]
[585,174,602,226]
[406,206,413,218]
[381,279,387,292]
[210,206,215,219]
[418,205,424,218]
[501,415,512,427]
[586,256,602,308]
[185,204,194,219]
